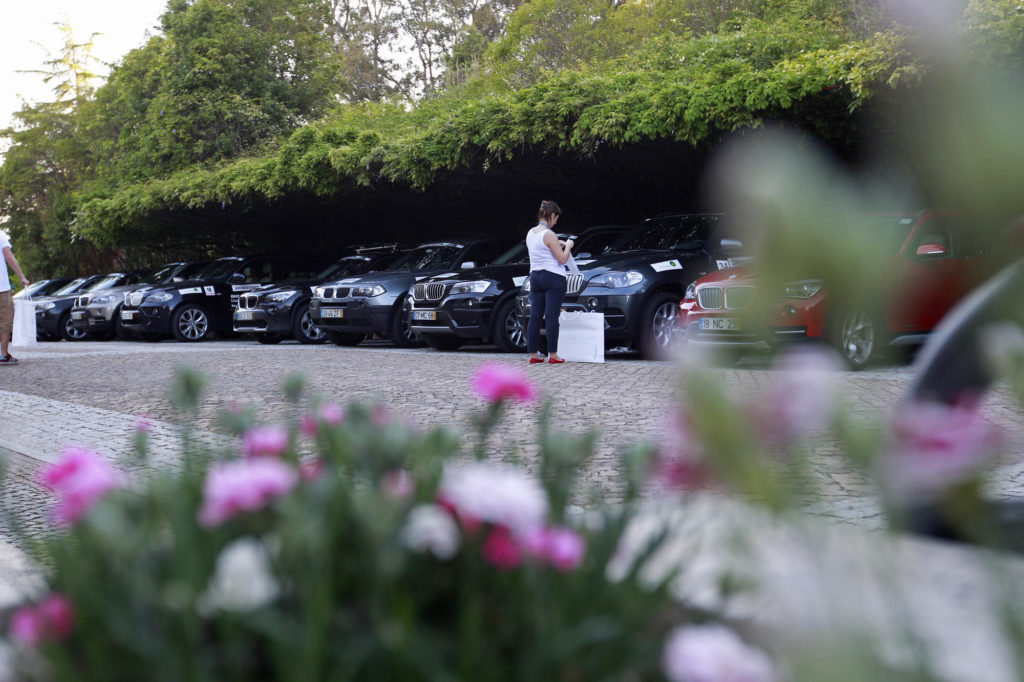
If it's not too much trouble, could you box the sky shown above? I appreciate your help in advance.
[1,0,168,136]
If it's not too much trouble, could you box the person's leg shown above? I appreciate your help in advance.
[0,292,12,357]
[544,274,567,358]
[527,272,546,359]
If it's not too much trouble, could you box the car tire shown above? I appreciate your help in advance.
[254,333,284,345]
[831,308,883,370]
[293,302,326,344]
[325,330,365,346]
[422,334,465,351]
[59,312,88,342]
[388,300,424,348]
[170,303,211,342]
[638,292,680,360]
[112,306,133,340]
[492,298,527,353]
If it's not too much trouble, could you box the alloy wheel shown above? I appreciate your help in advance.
[300,310,324,342]
[651,301,677,349]
[178,308,209,341]
[505,308,526,350]
[840,311,875,367]
[64,317,87,340]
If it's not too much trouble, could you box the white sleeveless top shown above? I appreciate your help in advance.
[526,225,566,277]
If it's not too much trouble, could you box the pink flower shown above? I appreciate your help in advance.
[299,414,317,438]
[881,400,1005,500]
[242,425,289,458]
[39,446,123,525]
[481,526,523,570]
[299,457,325,481]
[663,625,775,682]
[9,594,75,647]
[471,363,538,404]
[198,458,298,527]
[381,470,414,499]
[525,526,586,572]
[318,402,345,426]
[438,462,548,536]
[135,415,152,434]
[652,411,710,491]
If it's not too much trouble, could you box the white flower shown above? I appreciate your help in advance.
[438,462,548,535]
[400,504,460,560]
[663,625,775,682]
[198,537,280,614]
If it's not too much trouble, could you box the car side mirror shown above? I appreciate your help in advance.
[916,243,948,258]
[460,261,476,270]
[228,273,245,284]
[719,238,744,256]
[577,252,592,259]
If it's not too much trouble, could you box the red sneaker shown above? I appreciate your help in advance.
[0,354,19,365]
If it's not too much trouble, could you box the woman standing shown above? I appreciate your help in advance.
[526,200,573,364]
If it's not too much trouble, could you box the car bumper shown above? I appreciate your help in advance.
[233,306,293,335]
[70,306,117,334]
[409,296,494,338]
[683,295,827,348]
[120,304,172,335]
[35,309,62,336]
[309,299,391,335]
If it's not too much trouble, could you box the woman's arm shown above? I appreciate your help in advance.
[543,231,574,265]
[3,247,28,286]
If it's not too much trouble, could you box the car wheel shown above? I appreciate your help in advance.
[254,333,284,345]
[171,304,211,342]
[638,292,680,360]
[388,300,424,348]
[293,303,326,344]
[59,312,88,342]
[422,334,465,351]
[833,309,881,370]
[112,306,132,340]
[325,330,365,346]
[492,298,527,353]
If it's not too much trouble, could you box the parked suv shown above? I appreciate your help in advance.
[14,277,74,299]
[680,210,999,368]
[310,238,512,347]
[36,271,151,341]
[70,261,207,340]
[120,255,323,342]
[409,226,630,352]
[234,246,408,344]
[516,213,741,358]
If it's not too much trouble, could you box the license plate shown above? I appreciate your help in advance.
[71,311,84,320]
[700,317,740,331]
[412,310,436,321]
[120,310,136,320]
[322,308,343,318]
[237,311,254,321]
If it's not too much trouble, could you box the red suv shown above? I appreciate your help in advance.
[679,210,1000,368]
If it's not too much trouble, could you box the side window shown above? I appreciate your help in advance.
[239,260,273,284]
[910,218,953,260]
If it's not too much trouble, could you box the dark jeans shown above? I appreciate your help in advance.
[527,270,567,355]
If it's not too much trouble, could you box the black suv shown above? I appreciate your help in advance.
[516,213,741,358]
[71,261,208,340]
[310,238,512,347]
[408,226,631,352]
[233,246,408,344]
[120,255,324,342]
[36,271,151,342]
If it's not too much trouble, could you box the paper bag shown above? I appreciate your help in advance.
[11,298,38,347]
[557,311,604,363]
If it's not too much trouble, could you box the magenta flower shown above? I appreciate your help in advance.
[652,411,709,491]
[198,458,298,527]
[242,425,289,458]
[10,594,75,647]
[39,446,123,525]
[299,414,317,438]
[881,400,1005,500]
[525,526,586,572]
[299,457,325,481]
[481,526,523,570]
[135,415,152,434]
[381,469,414,500]
[318,402,345,426]
[663,624,775,682]
[471,363,538,404]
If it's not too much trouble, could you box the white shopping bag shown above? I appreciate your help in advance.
[11,298,38,347]
[557,311,604,363]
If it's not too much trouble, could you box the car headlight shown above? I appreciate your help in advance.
[37,301,56,311]
[314,287,326,298]
[590,271,643,288]
[146,292,174,303]
[91,294,118,305]
[684,283,697,301]
[351,285,385,297]
[264,291,297,303]
[450,280,491,295]
[780,279,824,299]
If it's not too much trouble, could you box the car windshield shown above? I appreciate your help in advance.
[394,244,464,271]
[143,265,178,284]
[614,215,720,252]
[87,274,126,292]
[574,229,626,256]
[21,280,55,296]
[177,262,208,279]
[318,256,372,280]
[864,216,917,254]
[195,258,244,280]
[53,278,90,296]
[491,243,528,266]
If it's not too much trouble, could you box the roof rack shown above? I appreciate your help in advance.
[354,243,403,255]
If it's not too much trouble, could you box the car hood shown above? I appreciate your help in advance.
[691,266,755,286]
[324,268,450,289]
[573,249,711,278]
[420,263,528,283]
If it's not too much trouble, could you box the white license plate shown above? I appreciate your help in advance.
[412,310,436,321]
[120,310,136,320]
[700,317,740,331]
[237,311,254,320]
[71,311,85,320]
[321,308,343,318]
